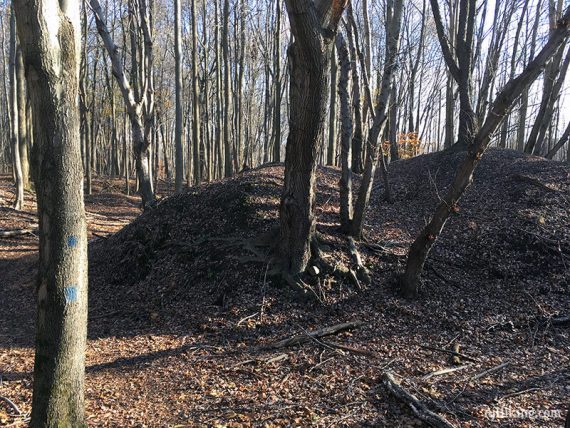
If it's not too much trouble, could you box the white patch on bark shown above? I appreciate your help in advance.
[42,2,61,74]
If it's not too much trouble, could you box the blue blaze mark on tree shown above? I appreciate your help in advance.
[67,235,78,248]
[65,286,78,303]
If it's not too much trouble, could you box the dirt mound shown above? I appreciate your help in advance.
[93,149,569,310]
[371,148,569,294]
[82,148,569,426]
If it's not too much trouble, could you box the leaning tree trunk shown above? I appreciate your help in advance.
[13,0,88,425]
[91,0,155,209]
[279,0,348,276]
[401,7,570,297]
[546,119,570,159]
[350,0,403,239]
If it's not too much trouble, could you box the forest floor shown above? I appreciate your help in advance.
[1,148,569,427]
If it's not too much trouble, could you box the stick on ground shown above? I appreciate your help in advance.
[271,321,366,349]
[382,372,456,428]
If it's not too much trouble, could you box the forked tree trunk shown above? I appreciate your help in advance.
[279,0,348,276]
[402,7,570,297]
[91,0,155,209]
[13,0,88,425]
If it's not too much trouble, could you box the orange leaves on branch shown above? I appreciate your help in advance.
[383,132,424,159]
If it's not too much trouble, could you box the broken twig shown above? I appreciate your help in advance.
[382,372,456,428]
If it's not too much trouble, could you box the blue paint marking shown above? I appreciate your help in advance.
[64,286,78,303]
[67,235,78,248]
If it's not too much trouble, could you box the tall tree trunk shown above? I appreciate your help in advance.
[91,0,156,208]
[327,42,337,166]
[273,0,282,163]
[174,0,183,191]
[16,44,29,190]
[222,0,233,177]
[279,0,348,276]
[401,6,570,297]
[517,0,543,151]
[351,0,403,238]
[336,33,353,231]
[9,5,23,210]
[346,5,363,174]
[14,0,88,424]
[191,0,201,183]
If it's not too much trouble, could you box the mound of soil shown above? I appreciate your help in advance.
[2,149,568,426]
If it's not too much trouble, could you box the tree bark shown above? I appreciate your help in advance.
[351,0,403,238]
[327,42,338,166]
[16,44,29,190]
[273,0,282,163]
[91,0,155,209]
[279,0,348,275]
[174,0,183,191]
[14,0,88,424]
[9,5,23,211]
[336,32,353,231]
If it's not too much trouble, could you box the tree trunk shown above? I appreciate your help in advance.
[273,0,282,163]
[222,0,233,177]
[346,5,363,174]
[336,33,353,232]
[91,0,155,208]
[14,0,88,424]
[191,0,202,183]
[327,42,338,166]
[9,6,23,210]
[16,44,29,190]
[174,0,183,191]
[351,0,403,238]
[279,0,348,276]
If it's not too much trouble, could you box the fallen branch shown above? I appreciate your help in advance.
[0,396,21,415]
[322,340,378,357]
[271,321,366,349]
[419,344,480,363]
[422,365,471,380]
[0,228,38,237]
[471,362,509,381]
[497,387,540,401]
[382,372,456,428]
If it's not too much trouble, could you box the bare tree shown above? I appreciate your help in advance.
[430,0,477,150]
[350,0,403,238]
[8,5,23,210]
[13,0,88,424]
[174,0,184,192]
[91,0,156,209]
